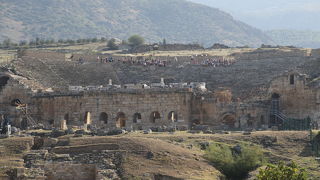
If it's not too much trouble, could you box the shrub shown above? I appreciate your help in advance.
[256,161,308,180]
[205,143,265,180]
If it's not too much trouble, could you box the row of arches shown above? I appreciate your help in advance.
[62,111,179,128]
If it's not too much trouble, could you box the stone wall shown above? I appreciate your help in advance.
[190,94,268,130]
[31,90,192,130]
[22,149,125,180]
[0,74,33,128]
[269,72,320,123]
[44,163,96,180]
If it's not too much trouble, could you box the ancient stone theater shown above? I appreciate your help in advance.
[0,48,320,131]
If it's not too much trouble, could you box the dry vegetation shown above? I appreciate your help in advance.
[0,131,318,179]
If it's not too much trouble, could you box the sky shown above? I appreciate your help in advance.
[188,0,320,31]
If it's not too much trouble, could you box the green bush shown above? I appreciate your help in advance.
[205,144,265,180]
[256,161,308,180]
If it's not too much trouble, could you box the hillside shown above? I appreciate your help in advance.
[0,0,273,47]
[266,30,320,48]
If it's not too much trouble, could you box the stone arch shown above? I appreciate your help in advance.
[84,112,91,124]
[99,112,108,124]
[64,113,70,125]
[168,111,178,122]
[133,113,142,123]
[116,112,127,128]
[221,113,236,128]
[150,111,161,123]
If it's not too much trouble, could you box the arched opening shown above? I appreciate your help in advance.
[270,93,281,125]
[247,114,254,127]
[0,76,9,91]
[150,111,161,123]
[64,113,69,125]
[133,113,142,123]
[260,115,265,124]
[11,99,22,107]
[116,112,126,128]
[290,74,295,85]
[48,119,54,125]
[99,112,108,124]
[84,112,91,124]
[168,111,178,122]
[222,114,236,128]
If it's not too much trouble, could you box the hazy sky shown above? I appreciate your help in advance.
[188,0,320,30]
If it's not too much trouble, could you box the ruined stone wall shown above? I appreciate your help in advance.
[269,72,320,122]
[0,75,33,128]
[31,90,192,130]
[44,163,96,180]
[190,94,268,130]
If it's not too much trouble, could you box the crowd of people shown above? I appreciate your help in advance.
[74,55,236,68]
[192,57,235,67]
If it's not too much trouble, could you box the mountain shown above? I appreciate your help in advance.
[0,0,273,47]
[188,0,320,31]
[266,30,320,48]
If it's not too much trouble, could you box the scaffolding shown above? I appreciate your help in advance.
[14,101,38,129]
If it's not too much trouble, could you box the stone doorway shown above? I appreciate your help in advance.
[99,112,108,124]
[84,112,91,125]
[116,112,126,128]
[150,111,161,123]
[168,111,178,122]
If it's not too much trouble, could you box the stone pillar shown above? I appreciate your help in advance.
[6,125,11,136]
[109,79,113,86]
[161,78,165,85]
[60,120,67,130]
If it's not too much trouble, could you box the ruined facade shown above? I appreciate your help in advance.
[0,49,319,131]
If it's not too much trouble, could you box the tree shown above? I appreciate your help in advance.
[107,38,119,50]
[100,37,107,42]
[19,40,27,47]
[91,37,98,43]
[163,38,167,45]
[257,161,307,180]
[128,35,144,47]
[3,39,12,48]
